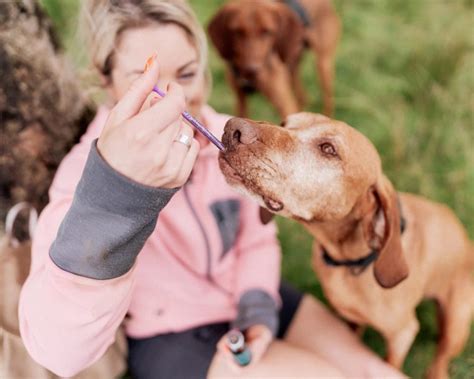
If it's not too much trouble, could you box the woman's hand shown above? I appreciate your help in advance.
[97,55,199,188]
[216,324,273,372]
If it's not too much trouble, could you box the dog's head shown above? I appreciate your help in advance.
[208,0,304,76]
[219,113,408,288]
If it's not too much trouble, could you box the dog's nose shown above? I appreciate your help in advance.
[224,118,258,148]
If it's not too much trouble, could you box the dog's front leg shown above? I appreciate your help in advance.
[316,54,335,117]
[257,55,300,119]
[291,62,307,109]
[306,14,340,117]
[383,315,419,369]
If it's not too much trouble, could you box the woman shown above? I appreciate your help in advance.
[19,1,403,378]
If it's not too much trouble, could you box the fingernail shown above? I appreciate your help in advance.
[143,53,157,73]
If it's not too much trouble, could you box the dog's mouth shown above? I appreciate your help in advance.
[219,154,284,213]
[218,155,244,185]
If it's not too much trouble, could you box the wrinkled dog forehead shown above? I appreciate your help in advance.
[283,112,332,129]
[284,113,379,154]
[282,114,348,149]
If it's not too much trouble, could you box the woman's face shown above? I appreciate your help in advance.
[109,23,205,118]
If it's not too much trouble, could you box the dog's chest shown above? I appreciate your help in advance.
[312,252,380,324]
[232,67,257,94]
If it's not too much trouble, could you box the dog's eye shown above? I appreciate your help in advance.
[261,29,273,37]
[319,142,337,157]
[280,120,286,127]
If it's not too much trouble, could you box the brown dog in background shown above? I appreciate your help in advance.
[208,0,340,118]
[218,113,474,378]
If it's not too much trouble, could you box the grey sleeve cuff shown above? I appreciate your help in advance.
[50,140,179,280]
[232,289,279,336]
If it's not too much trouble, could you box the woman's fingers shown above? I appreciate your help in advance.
[112,53,160,124]
[171,124,194,157]
[149,118,183,167]
[175,139,200,185]
[131,82,185,137]
[161,138,199,189]
[96,56,199,188]
[244,325,272,366]
[138,92,160,114]
[216,335,229,354]
[153,124,193,176]
[216,337,243,374]
[247,337,269,365]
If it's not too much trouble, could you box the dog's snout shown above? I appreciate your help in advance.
[224,118,258,148]
[232,129,242,144]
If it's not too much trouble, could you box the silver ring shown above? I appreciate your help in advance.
[174,132,192,148]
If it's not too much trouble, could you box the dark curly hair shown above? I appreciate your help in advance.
[0,0,95,240]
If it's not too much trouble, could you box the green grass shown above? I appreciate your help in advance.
[41,0,474,376]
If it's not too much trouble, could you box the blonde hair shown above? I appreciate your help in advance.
[80,0,209,88]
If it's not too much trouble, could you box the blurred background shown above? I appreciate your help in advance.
[39,0,473,376]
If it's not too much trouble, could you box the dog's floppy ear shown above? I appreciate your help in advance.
[363,175,408,288]
[208,6,235,60]
[259,207,274,224]
[273,4,305,64]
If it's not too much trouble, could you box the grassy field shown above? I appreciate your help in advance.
[41,0,474,376]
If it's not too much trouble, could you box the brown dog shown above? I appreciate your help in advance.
[208,0,340,118]
[218,113,474,378]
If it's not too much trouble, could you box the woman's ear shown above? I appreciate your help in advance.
[99,73,110,88]
[99,73,118,104]
[363,176,409,288]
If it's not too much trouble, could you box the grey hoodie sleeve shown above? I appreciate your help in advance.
[49,140,178,280]
[232,289,279,336]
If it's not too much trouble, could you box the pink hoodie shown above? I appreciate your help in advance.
[19,105,281,377]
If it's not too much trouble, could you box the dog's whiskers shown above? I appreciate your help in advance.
[249,149,278,177]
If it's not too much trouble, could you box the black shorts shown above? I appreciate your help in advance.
[127,282,303,379]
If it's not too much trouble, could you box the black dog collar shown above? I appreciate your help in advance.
[282,0,311,27]
[322,247,378,276]
[321,199,407,276]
